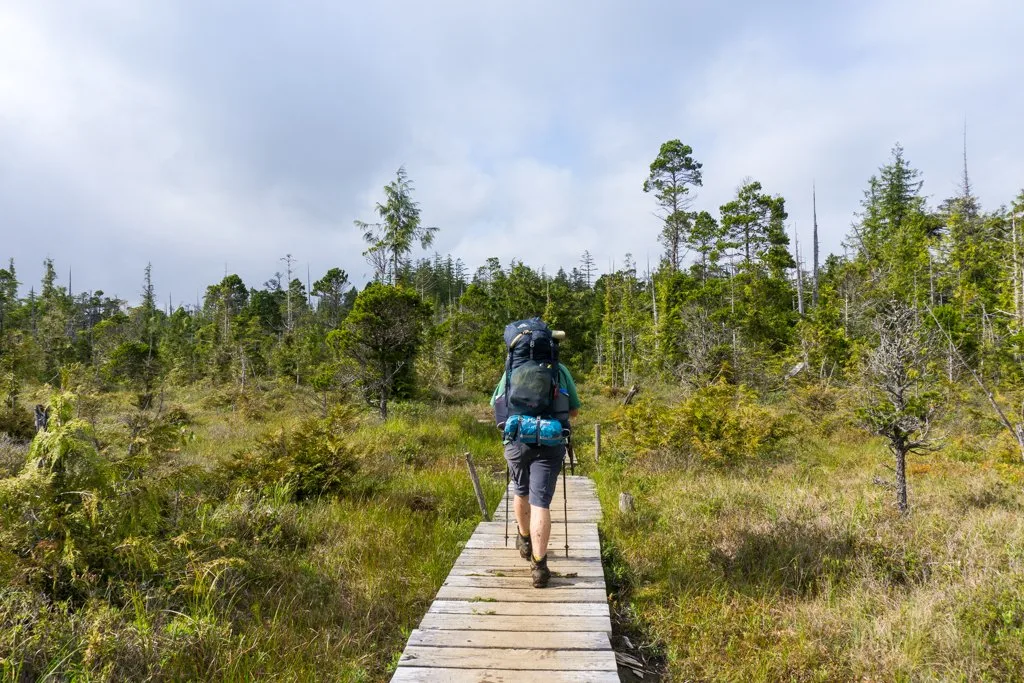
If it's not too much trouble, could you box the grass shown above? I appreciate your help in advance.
[6,378,1024,681]
[590,386,1024,682]
[0,383,505,682]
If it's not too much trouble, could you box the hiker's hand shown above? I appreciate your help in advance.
[569,409,578,419]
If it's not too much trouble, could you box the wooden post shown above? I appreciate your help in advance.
[619,492,635,514]
[464,453,490,522]
[594,424,601,463]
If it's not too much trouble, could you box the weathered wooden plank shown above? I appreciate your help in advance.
[418,613,612,633]
[443,575,604,589]
[507,502,598,507]
[511,492,597,499]
[500,491,599,499]
[457,547,601,558]
[455,549,601,562]
[398,646,617,671]
[491,512,602,520]
[428,601,609,617]
[494,504,602,511]
[449,565,605,578]
[465,536,599,546]
[469,531,598,542]
[496,500,600,508]
[392,667,619,682]
[472,527,599,537]
[435,587,608,603]
[491,517,602,523]
[500,489,596,498]
[473,530,598,537]
[453,554,603,565]
[465,538,601,550]
[407,629,610,650]
[475,522,598,533]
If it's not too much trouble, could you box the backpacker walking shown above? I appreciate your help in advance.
[491,318,581,588]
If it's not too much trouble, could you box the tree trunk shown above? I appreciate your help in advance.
[812,183,819,306]
[379,386,388,419]
[895,446,908,514]
[1014,212,1022,327]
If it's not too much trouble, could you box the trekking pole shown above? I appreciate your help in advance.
[567,436,576,477]
[563,453,569,558]
[504,465,510,547]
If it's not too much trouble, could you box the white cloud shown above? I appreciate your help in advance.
[0,0,1022,301]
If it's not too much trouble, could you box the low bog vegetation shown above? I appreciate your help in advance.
[593,386,1024,681]
[5,374,1024,682]
[0,383,503,682]
[620,381,790,466]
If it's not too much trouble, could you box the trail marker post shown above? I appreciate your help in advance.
[464,453,490,522]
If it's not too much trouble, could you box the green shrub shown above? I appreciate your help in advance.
[0,434,28,477]
[164,405,194,427]
[1,393,115,598]
[956,578,1024,679]
[0,405,34,441]
[621,381,789,465]
[224,406,359,500]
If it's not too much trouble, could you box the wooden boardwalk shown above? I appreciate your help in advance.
[391,475,617,682]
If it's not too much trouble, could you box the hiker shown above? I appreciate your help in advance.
[491,318,581,588]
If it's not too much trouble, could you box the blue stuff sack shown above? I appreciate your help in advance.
[503,415,566,447]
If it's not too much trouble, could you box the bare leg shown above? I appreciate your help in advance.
[514,495,531,537]
[530,505,551,559]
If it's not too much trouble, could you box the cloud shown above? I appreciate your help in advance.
[0,1,1022,303]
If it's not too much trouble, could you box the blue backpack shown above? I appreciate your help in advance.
[493,318,569,444]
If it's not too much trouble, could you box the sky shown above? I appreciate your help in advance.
[1,0,1023,305]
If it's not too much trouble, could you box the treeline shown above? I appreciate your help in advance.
[2,142,1023,420]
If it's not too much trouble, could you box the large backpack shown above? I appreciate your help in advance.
[493,318,561,428]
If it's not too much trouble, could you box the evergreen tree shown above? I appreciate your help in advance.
[643,140,703,271]
[312,268,351,328]
[338,283,430,418]
[355,167,438,285]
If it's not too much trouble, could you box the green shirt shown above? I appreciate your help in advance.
[490,362,581,411]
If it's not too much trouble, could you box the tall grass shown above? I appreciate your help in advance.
[592,386,1024,681]
[0,384,505,682]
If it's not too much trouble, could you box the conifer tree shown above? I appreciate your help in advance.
[643,140,703,271]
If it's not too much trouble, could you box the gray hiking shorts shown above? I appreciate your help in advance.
[503,441,565,508]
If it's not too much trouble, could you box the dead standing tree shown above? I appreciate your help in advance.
[860,302,939,514]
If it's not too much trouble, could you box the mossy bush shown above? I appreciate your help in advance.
[223,405,359,500]
[621,380,790,465]
[1,393,114,599]
[0,434,28,477]
[0,405,34,441]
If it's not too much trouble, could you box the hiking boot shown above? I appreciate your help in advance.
[531,554,551,588]
[515,533,532,561]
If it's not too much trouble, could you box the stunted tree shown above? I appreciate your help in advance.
[860,302,938,514]
[338,283,430,418]
[0,259,18,334]
[312,268,350,328]
[719,179,791,271]
[104,340,162,409]
[855,145,937,301]
[643,140,703,271]
[579,250,597,288]
[689,210,724,281]
[355,167,438,285]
